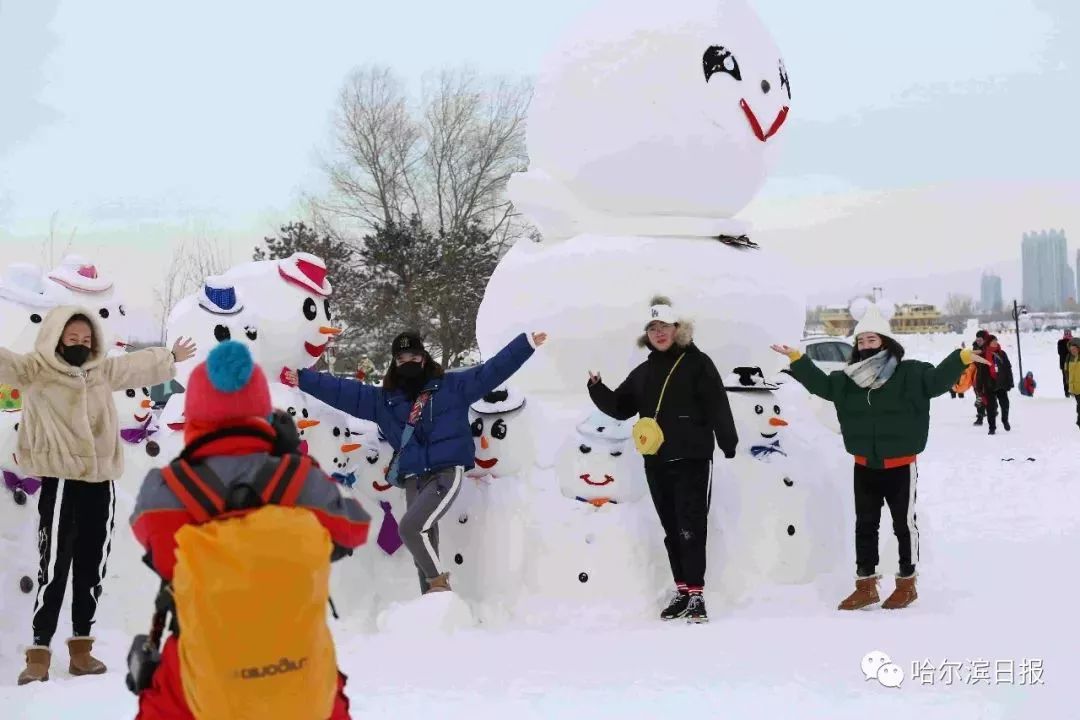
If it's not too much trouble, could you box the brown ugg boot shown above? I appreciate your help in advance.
[424,572,452,594]
[881,574,918,609]
[838,575,880,610]
[67,637,107,676]
[17,647,51,685]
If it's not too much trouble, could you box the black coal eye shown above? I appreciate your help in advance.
[579,444,592,454]
[30,314,42,324]
[301,408,309,419]
[754,405,764,414]
[303,298,317,321]
[703,45,741,83]
[344,429,351,438]
[287,407,296,416]
[125,389,136,398]
[99,308,110,319]
[492,419,507,440]
[213,325,231,342]
[773,405,781,415]
[245,326,257,341]
[366,455,378,465]
[611,450,623,458]
[119,304,127,317]
[332,427,341,437]
[324,300,332,322]
[142,388,151,396]
[471,419,483,438]
[779,59,791,100]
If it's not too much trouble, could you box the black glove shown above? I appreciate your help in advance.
[268,409,301,456]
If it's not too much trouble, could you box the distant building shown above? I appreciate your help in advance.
[1021,229,1070,311]
[1076,249,1080,306]
[980,273,1003,313]
[1067,264,1077,307]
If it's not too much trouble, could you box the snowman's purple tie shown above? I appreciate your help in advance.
[3,470,42,495]
[377,500,403,555]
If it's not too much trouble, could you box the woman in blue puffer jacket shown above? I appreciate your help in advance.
[285,330,545,593]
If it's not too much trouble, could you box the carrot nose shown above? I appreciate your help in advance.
[319,326,342,336]
[140,399,153,409]
[769,417,788,427]
[340,443,362,453]
[480,435,489,450]
[297,419,320,429]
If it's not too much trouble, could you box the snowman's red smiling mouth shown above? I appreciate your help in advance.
[372,480,393,492]
[740,100,789,142]
[580,474,615,486]
[475,457,499,469]
[305,341,329,358]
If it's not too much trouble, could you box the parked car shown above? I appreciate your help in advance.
[800,334,853,373]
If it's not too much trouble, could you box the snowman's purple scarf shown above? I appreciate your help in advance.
[3,470,41,495]
[120,417,156,444]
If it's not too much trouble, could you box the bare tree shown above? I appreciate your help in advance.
[944,293,976,317]
[321,65,531,245]
[39,211,77,268]
[153,236,230,341]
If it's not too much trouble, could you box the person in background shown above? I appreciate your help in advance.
[1059,330,1074,397]
[1019,371,1036,397]
[1067,338,1080,428]
[974,335,1014,435]
[0,306,195,685]
[587,297,738,625]
[972,330,988,425]
[771,303,987,611]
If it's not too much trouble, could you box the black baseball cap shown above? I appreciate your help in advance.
[391,332,425,357]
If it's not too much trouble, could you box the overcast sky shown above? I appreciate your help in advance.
[1,0,1077,311]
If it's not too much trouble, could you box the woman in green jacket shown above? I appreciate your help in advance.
[771,303,987,611]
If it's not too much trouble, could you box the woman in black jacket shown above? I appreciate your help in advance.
[975,335,1014,434]
[587,297,737,624]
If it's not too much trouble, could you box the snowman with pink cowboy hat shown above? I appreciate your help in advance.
[41,254,129,351]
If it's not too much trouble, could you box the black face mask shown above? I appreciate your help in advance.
[396,361,425,382]
[59,344,92,367]
[856,346,884,362]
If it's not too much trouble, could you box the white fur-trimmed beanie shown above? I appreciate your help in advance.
[849,297,896,338]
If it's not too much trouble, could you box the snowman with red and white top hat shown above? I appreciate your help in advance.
[42,254,130,352]
[223,252,340,375]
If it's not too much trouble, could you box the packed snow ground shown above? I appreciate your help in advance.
[2,332,1075,719]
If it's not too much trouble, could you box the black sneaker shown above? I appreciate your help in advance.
[973,419,983,426]
[684,594,708,624]
[660,591,690,620]
[1003,420,1011,432]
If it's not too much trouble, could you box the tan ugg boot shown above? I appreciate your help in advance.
[67,637,107,676]
[881,574,918,609]
[424,573,452,594]
[17,647,51,685]
[838,575,881,611]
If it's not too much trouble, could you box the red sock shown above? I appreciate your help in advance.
[687,586,703,595]
[676,582,688,594]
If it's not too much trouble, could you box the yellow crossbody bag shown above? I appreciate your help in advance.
[633,354,684,455]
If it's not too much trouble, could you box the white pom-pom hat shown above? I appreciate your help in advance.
[850,297,895,338]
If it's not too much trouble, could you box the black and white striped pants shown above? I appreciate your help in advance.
[31,478,116,647]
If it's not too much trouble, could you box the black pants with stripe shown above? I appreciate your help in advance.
[645,459,712,588]
[32,478,116,647]
[853,463,918,578]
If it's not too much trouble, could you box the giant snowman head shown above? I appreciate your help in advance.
[514,0,791,240]
[467,386,532,480]
[268,383,318,456]
[557,411,646,505]
[166,277,260,387]
[303,395,362,475]
[0,264,57,361]
[42,255,129,349]
[223,253,339,375]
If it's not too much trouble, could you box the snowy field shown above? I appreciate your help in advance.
[2,332,1075,719]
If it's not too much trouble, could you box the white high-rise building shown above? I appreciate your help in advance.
[1021,230,1069,311]
[980,273,1003,313]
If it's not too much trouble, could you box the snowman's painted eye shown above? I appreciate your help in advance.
[287,407,297,416]
[324,300,332,322]
[245,326,257,341]
[99,308,110,319]
[119,305,127,317]
[703,45,742,83]
[29,314,42,324]
[303,298,317,321]
[470,418,483,438]
[773,405,781,415]
[610,450,623,458]
[301,408,309,419]
[779,59,791,100]
[332,427,341,437]
[492,419,507,440]
[126,389,136,398]
[579,444,592,454]
[754,405,764,415]
[142,388,151,397]
[366,455,379,465]
[214,325,231,342]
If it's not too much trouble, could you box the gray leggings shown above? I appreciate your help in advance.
[400,466,463,585]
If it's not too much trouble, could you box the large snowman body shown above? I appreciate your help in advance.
[0,411,41,649]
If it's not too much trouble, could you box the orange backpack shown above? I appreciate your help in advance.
[160,454,337,720]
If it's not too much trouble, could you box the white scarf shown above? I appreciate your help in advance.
[844,351,898,390]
